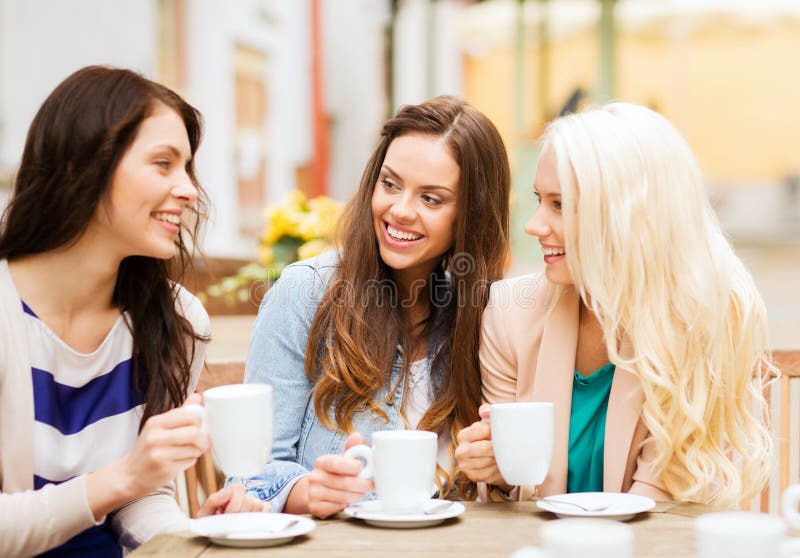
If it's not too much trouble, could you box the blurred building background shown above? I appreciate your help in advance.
[0,0,797,347]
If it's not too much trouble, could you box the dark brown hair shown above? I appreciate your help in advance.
[0,65,208,425]
[305,96,510,498]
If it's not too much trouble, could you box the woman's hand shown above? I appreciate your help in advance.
[119,394,209,496]
[286,433,375,519]
[87,395,211,519]
[455,404,511,490]
[197,484,270,516]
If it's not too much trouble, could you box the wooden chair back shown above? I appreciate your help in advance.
[754,349,800,513]
[181,359,246,518]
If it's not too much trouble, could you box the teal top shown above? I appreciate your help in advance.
[567,362,616,493]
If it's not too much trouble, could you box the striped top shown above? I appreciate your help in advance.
[23,300,144,557]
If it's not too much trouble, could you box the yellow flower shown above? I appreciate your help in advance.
[306,196,343,238]
[284,189,307,209]
[261,191,342,251]
[298,239,332,261]
[205,191,342,302]
[307,196,340,217]
[258,245,274,266]
[262,206,295,245]
[297,212,324,241]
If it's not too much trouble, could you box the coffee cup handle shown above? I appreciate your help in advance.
[184,403,208,433]
[783,485,800,529]
[343,444,373,479]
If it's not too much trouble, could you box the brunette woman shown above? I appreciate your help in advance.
[241,96,510,518]
[0,66,265,557]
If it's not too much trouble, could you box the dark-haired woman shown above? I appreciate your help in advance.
[240,96,511,518]
[0,66,265,557]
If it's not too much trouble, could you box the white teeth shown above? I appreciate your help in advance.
[387,224,421,241]
[153,212,181,226]
[543,247,565,256]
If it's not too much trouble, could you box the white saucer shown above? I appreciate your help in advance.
[536,492,656,521]
[190,512,315,548]
[343,499,465,528]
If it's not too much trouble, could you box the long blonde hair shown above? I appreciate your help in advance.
[544,102,773,506]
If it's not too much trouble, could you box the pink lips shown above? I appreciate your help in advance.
[382,221,424,249]
[152,210,183,235]
[543,253,565,265]
[154,218,180,234]
[541,245,565,265]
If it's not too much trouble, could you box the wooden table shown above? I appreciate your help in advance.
[131,501,723,557]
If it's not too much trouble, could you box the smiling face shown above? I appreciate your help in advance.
[525,146,573,286]
[93,102,198,261]
[371,133,460,287]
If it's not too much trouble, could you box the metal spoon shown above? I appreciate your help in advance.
[424,501,455,515]
[540,497,610,512]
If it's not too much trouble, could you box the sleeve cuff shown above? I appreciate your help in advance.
[228,461,311,513]
[64,474,105,527]
[477,482,521,502]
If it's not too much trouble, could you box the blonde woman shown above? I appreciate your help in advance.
[455,102,773,507]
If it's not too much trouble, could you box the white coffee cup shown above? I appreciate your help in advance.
[344,430,437,514]
[783,484,800,530]
[695,511,790,558]
[540,518,633,558]
[186,383,273,478]
[490,402,554,486]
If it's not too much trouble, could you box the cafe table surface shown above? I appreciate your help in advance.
[129,500,736,558]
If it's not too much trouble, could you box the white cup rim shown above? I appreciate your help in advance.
[695,511,787,536]
[491,401,553,410]
[542,518,633,545]
[204,383,273,400]
[372,430,437,441]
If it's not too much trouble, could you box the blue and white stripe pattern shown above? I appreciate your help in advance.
[24,301,145,488]
[23,300,145,556]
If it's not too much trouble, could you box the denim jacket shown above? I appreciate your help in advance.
[234,251,426,512]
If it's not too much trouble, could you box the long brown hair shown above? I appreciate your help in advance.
[305,96,510,498]
[0,66,208,425]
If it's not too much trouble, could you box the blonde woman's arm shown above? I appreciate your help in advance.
[627,422,671,501]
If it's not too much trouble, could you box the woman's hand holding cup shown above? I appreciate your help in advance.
[457,401,554,491]
[89,393,272,521]
[120,394,210,498]
[455,404,509,488]
[305,433,375,519]
[343,430,437,515]
[87,394,210,520]
[183,384,273,478]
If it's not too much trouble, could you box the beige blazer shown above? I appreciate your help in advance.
[0,260,209,556]
[479,273,669,502]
